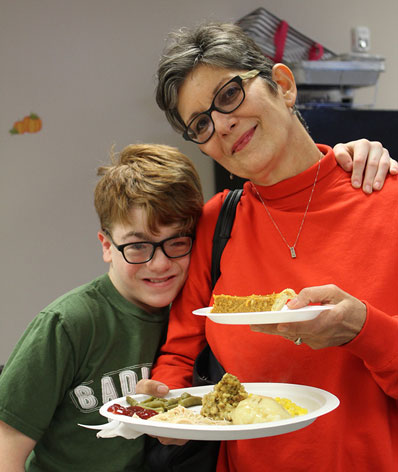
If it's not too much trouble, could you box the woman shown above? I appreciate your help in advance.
[138,23,398,471]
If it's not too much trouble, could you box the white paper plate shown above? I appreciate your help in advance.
[193,305,335,325]
[99,383,339,441]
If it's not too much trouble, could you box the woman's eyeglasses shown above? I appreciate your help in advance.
[182,69,260,145]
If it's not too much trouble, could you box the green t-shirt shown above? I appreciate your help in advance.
[0,274,169,471]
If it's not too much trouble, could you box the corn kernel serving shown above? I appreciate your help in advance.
[275,397,308,416]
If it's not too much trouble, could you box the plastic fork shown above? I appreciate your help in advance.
[78,420,120,430]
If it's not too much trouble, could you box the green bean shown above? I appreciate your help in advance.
[178,395,202,407]
[126,396,138,406]
[141,399,168,409]
[127,391,203,412]
[139,396,157,405]
[166,403,179,410]
[145,406,165,413]
[165,397,179,407]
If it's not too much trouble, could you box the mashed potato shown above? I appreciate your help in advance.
[231,394,292,424]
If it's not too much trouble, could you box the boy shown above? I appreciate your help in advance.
[0,143,203,471]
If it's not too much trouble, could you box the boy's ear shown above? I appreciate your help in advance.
[271,63,297,107]
[98,231,112,263]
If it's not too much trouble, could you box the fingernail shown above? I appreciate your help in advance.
[352,180,360,188]
[157,385,168,395]
[365,185,372,194]
[373,181,381,190]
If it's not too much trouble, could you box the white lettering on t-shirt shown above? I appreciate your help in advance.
[119,370,138,396]
[101,376,118,404]
[73,385,98,410]
[141,366,150,380]
[70,364,154,412]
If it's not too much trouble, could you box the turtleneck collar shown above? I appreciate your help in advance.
[247,144,337,203]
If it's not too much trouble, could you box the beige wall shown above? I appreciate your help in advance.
[1,0,397,362]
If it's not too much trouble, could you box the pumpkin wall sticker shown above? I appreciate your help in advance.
[10,113,42,135]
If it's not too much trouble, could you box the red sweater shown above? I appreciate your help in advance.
[152,145,398,471]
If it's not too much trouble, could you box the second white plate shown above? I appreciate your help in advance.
[193,304,335,324]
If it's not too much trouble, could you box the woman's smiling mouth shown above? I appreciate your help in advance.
[232,126,256,154]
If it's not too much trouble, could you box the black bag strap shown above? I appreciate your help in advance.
[192,188,243,388]
[211,188,243,288]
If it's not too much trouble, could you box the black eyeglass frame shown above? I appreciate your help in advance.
[103,230,195,264]
[182,69,260,145]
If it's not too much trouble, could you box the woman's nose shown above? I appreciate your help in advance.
[211,111,237,136]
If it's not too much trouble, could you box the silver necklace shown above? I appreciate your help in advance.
[251,155,321,259]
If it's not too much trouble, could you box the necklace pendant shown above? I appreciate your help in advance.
[251,154,321,261]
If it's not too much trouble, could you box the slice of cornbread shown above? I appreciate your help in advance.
[211,288,297,313]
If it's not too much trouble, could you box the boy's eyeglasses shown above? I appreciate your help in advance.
[182,69,260,145]
[104,230,194,264]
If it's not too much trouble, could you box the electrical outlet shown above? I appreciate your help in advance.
[351,26,371,53]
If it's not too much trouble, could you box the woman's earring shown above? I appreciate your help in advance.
[229,173,234,180]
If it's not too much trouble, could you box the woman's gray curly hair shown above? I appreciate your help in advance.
[156,22,307,134]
